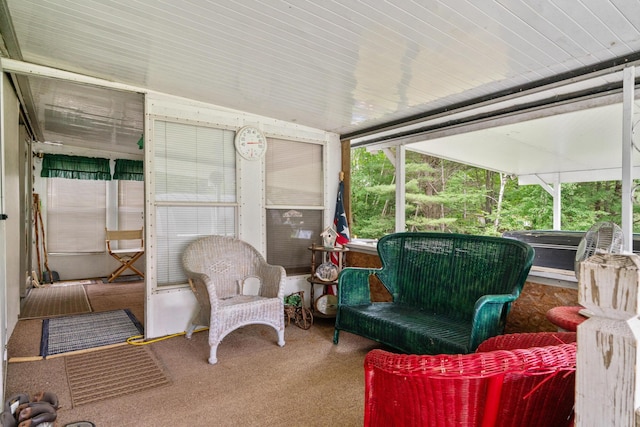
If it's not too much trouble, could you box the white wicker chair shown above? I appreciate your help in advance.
[182,235,286,364]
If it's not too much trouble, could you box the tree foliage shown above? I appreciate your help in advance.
[350,147,640,239]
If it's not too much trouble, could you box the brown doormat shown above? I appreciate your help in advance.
[65,345,170,407]
[20,284,92,319]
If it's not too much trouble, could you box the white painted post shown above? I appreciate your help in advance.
[575,253,640,427]
[395,145,406,232]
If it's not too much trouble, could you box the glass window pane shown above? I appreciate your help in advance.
[266,208,322,274]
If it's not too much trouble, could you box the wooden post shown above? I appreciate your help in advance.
[575,253,640,426]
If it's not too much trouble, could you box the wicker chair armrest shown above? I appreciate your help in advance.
[338,267,383,305]
[185,271,221,311]
[256,263,286,299]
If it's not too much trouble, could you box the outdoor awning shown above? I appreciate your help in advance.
[352,71,640,186]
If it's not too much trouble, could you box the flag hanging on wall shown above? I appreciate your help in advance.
[331,179,350,265]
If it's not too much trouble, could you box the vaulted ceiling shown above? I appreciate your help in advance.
[2,0,640,178]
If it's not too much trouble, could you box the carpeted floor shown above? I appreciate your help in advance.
[19,284,92,320]
[65,345,170,407]
[7,280,378,425]
[7,318,378,426]
[83,281,145,327]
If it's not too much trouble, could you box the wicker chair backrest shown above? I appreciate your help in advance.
[364,335,576,427]
[375,232,534,320]
[182,235,266,299]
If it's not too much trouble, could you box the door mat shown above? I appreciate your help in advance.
[20,284,92,320]
[40,309,143,358]
[65,345,170,407]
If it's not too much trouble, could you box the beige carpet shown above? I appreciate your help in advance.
[19,284,91,319]
[8,281,377,425]
[65,345,170,407]
[7,319,379,426]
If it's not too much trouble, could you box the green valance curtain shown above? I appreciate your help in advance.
[113,159,144,181]
[41,154,111,180]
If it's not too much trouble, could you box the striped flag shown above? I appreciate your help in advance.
[331,180,350,265]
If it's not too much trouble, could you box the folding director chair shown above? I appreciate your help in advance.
[105,228,145,282]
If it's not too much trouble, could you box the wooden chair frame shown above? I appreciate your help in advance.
[105,228,145,282]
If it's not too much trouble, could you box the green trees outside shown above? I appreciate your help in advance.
[350,147,640,239]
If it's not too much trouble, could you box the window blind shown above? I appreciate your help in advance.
[47,178,107,253]
[117,180,144,249]
[154,120,237,286]
[265,139,324,273]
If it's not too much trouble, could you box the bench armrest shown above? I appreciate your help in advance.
[338,267,384,305]
[469,293,519,350]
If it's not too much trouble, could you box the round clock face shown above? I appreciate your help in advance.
[234,126,267,160]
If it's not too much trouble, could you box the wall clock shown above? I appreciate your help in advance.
[234,126,267,160]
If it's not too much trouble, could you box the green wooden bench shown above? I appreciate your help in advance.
[333,232,534,355]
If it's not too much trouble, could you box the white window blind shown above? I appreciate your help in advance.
[154,120,236,286]
[266,139,323,273]
[47,178,107,253]
[266,139,323,206]
[117,180,144,249]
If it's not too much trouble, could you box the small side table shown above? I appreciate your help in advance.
[307,244,348,317]
[545,305,588,332]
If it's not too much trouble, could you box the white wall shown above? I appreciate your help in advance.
[1,72,22,403]
[3,73,21,337]
[143,93,341,338]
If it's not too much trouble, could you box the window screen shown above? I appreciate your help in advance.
[266,139,323,273]
[154,120,237,286]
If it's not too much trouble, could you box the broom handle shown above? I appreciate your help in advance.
[33,194,42,281]
[38,201,53,283]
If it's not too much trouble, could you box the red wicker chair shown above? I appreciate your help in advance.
[364,332,577,427]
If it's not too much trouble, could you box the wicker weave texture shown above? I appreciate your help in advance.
[477,331,576,352]
[364,332,576,427]
[182,235,286,364]
[335,232,535,354]
[545,306,586,332]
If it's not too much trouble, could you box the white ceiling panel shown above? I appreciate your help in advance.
[2,0,640,173]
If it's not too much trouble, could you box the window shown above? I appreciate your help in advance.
[117,180,144,249]
[154,120,236,286]
[266,139,323,274]
[47,178,107,253]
